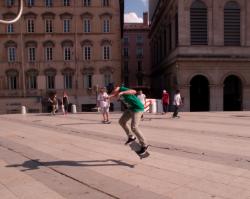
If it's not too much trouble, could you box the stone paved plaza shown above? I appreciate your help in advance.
[0,112,250,199]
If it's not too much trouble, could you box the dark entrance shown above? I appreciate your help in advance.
[190,75,210,112]
[223,75,242,111]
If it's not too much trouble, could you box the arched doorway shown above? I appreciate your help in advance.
[190,75,210,112]
[223,75,242,111]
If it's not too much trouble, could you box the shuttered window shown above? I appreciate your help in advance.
[224,1,240,46]
[190,0,208,45]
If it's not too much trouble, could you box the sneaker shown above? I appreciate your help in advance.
[137,145,149,155]
[125,137,136,145]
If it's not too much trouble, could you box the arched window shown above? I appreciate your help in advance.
[62,68,74,89]
[224,1,241,46]
[26,69,38,89]
[43,40,55,61]
[6,69,19,90]
[190,0,208,45]
[25,41,37,62]
[44,68,56,89]
[5,40,17,62]
[61,40,73,61]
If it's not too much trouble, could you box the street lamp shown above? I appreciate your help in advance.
[0,0,23,24]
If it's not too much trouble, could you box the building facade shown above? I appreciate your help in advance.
[149,0,250,111]
[122,12,151,94]
[0,0,124,113]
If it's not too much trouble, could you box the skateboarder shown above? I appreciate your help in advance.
[109,86,149,155]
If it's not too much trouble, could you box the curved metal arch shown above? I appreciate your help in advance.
[0,0,23,24]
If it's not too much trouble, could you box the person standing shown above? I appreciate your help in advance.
[62,91,69,115]
[173,89,182,118]
[137,90,146,120]
[97,87,110,124]
[109,86,148,155]
[162,90,169,114]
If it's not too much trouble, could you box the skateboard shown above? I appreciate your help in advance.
[129,141,150,159]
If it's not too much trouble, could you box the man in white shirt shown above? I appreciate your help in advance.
[173,89,182,118]
[137,90,146,119]
[97,87,110,123]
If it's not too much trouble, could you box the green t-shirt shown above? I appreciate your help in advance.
[119,86,144,112]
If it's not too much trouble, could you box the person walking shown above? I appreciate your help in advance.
[173,89,182,118]
[97,87,110,124]
[109,86,149,155]
[137,90,146,120]
[48,94,58,115]
[162,90,169,114]
[62,91,69,115]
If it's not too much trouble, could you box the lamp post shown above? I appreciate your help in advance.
[0,0,23,24]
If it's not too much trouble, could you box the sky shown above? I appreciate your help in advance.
[124,0,149,23]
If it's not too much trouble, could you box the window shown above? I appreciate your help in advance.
[103,46,110,60]
[104,73,112,87]
[28,47,36,62]
[8,47,16,62]
[46,75,55,89]
[28,75,37,89]
[190,0,208,45]
[167,23,172,51]
[27,19,35,32]
[84,74,92,89]
[64,74,72,89]
[175,13,179,47]
[83,0,91,6]
[84,46,91,60]
[45,47,53,61]
[64,47,71,61]
[123,48,129,58]
[8,76,17,89]
[63,0,70,6]
[6,70,18,90]
[45,0,53,7]
[124,61,129,73]
[102,0,109,7]
[7,24,14,33]
[45,19,53,33]
[137,61,142,72]
[63,19,70,32]
[27,0,35,7]
[6,0,15,7]
[224,1,241,46]
[136,35,143,44]
[84,19,91,33]
[103,19,110,33]
[123,36,129,44]
[136,48,143,58]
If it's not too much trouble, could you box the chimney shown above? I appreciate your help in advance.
[143,12,148,26]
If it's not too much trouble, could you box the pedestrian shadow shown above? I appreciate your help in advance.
[6,159,135,171]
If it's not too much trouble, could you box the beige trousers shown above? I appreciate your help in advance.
[119,110,147,147]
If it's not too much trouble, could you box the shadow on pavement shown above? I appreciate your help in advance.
[6,159,135,171]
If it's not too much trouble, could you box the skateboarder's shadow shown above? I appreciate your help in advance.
[6,159,134,171]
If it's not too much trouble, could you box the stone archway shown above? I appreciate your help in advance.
[223,75,242,111]
[190,75,210,112]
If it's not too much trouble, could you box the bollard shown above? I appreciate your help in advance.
[149,99,157,114]
[71,104,77,114]
[21,106,26,115]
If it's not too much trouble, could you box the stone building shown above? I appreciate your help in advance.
[122,12,151,94]
[0,0,124,113]
[149,0,250,111]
